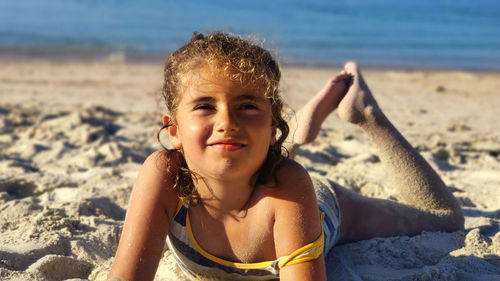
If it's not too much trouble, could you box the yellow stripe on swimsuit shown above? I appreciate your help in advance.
[166,200,325,280]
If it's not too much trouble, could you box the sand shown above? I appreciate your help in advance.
[0,59,499,281]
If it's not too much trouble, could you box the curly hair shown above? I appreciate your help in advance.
[159,31,289,204]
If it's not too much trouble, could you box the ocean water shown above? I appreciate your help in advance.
[0,0,499,70]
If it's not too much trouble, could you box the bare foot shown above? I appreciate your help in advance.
[337,62,380,124]
[290,71,353,145]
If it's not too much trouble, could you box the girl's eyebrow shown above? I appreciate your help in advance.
[188,94,266,104]
[236,94,267,103]
[189,96,214,104]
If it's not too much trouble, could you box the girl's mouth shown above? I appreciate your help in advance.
[209,141,245,152]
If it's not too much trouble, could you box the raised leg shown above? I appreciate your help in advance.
[286,71,352,157]
[334,62,464,243]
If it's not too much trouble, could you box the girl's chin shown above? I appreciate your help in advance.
[195,165,259,181]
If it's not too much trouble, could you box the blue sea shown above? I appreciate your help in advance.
[1,0,499,70]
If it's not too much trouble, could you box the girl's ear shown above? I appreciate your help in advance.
[162,114,170,126]
[162,114,182,149]
[270,127,277,146]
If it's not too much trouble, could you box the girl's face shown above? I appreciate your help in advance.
[167,68,276,182]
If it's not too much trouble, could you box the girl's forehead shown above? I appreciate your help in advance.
[184,68,266,99]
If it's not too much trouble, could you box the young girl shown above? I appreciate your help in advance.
[107,32,463,281]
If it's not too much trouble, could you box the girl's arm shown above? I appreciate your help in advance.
[272,160,327,281]
[107,151,179,281]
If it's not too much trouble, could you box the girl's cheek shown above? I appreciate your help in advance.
[244,114,272,128]
[185,121,211,139]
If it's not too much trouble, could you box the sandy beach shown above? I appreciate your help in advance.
[1,59,499,280]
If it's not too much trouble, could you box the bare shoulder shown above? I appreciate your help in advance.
[271,158,316,199]
[134,150,180,219]
[269,158,321,248]
[268,159,325,280]
[108,150,180,280]
[271,157,318,212]
[141,149,179,176]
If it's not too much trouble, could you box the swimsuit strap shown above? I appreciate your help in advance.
[173,198,184,217]
[276,212,325,269]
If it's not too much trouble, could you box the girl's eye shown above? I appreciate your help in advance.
[194,104,214,111]
[239,103,258,110]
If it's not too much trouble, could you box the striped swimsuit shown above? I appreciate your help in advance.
[166,174,341,280]
[166,194,338,280]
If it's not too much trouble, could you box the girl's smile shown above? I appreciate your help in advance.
[209,138,246,152]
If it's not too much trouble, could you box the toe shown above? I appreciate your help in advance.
[344,61,358,73]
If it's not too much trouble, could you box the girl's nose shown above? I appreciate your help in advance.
[215,108,239,132]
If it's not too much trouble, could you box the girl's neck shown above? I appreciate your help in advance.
[193,177,256,218]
